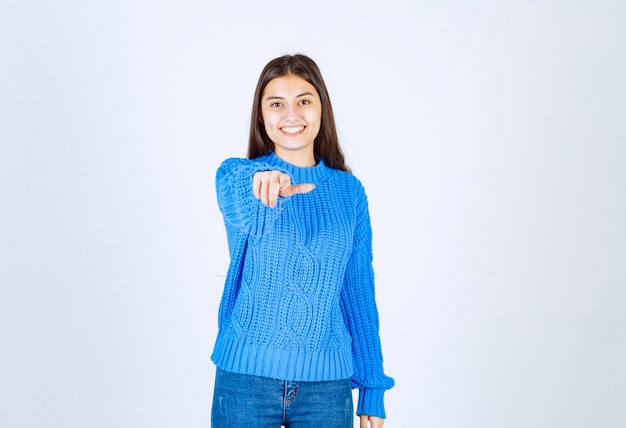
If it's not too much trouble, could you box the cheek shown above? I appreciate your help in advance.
[311,110,322,130]
[305,108,321,125]
[261,110,279,128]
[314,107,323,124]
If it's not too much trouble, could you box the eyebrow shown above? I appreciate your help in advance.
[265,92,315,101]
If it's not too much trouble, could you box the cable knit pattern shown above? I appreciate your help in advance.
[212,152,394,418]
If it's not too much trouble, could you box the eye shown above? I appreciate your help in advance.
[299,99,311,105]
[270,102,282,107]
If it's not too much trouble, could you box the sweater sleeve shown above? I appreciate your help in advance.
[216,158,289,237]
[339,183,394,418]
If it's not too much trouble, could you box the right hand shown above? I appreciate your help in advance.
[253,170,315,208]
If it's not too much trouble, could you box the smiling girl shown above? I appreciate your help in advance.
[211,54,394,428]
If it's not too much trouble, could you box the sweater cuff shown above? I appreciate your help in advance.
[356,388,387,419]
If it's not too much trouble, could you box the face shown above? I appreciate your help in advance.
[260,74,322,166]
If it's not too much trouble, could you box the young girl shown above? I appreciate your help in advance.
[211,54,394,428]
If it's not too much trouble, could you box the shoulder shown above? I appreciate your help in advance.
[218,157,247,170]
[325,169,369,215]
[329,169,367,196]
[217,154,272,175]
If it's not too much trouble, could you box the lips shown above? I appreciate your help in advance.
[281,126,305,134]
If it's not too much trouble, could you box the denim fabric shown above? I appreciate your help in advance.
[211,368,353,428]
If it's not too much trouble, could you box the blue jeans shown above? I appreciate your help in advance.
[211,367,353,428]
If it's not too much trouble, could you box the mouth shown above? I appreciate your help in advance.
[281,125,305,135]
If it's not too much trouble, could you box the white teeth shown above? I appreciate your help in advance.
[282,126,304,134]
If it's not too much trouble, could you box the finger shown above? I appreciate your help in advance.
[285,183,315,197]
[279,183,315,199]
[265,173,290,207]
[268,177,281,208]
[263,171,286,208]
[259,175,271,207]
[278,173,292,190]
[253,171,292,207]
[252,173,262,200]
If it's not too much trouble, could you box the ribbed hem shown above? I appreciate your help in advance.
[211,336,354,382]
[357,388,387,419]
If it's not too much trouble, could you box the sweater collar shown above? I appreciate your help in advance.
[259,151,332,186]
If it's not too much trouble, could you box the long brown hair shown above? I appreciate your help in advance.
[247,54,351,173]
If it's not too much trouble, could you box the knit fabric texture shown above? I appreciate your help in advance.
[212,152,394,418]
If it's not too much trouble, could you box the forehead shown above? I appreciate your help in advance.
[262,74,319,98]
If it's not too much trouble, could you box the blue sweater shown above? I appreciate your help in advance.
[212,152,394,418]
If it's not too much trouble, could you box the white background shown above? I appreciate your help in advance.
[1,1,625,427]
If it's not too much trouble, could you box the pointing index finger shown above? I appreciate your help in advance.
[281,183,315,198]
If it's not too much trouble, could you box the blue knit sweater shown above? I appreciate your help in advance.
[212,152,394,418]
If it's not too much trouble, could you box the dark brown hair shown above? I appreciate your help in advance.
[247,54,351,173]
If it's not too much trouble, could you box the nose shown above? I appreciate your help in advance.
[284,103,298,120]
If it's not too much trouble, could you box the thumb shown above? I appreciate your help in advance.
[278,173,293,189]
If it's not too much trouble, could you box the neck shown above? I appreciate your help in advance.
[273,148,316,167]
[263,151,331,186]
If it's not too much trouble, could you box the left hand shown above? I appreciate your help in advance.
[360,415,385,428]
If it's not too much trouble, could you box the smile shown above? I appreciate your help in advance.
[281,126,305,134]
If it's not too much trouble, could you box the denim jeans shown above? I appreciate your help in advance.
[211,367,353,428]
